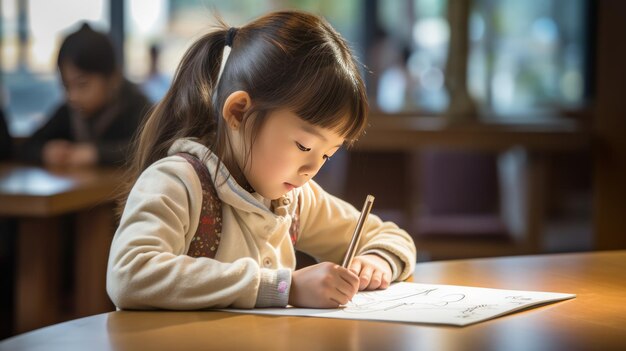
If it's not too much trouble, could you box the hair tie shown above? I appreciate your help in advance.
[225,27,238,47]
[215,27,238,87]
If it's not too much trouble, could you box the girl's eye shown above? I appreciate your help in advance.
[295,142,311,152]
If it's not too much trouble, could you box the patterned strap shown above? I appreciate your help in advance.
[178,153,222,259]
[178,152,300,260]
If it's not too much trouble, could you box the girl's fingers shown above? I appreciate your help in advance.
[366,270,384,290]
[349,259,362,275]
[333,287,352,305]
[338,265,360,286]
[329,296,343,308]
[379,272,391,289]
[358,265,374,290]
[335,274,358,300]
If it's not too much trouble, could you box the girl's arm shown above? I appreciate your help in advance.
[295,180,416,282]
[106,158,289,310]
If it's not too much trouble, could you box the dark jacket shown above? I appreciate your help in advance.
[16,79,151,166]
[0,109,12,161]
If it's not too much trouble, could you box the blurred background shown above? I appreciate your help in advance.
[1,0,591,134]
[0,0,624,339]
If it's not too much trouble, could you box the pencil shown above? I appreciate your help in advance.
[341,194,375,268]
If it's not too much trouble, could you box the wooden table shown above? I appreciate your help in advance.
[0,163,124,333]
[1,251,623,351]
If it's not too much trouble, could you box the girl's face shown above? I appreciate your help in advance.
[240,109,345,200]
[60,61,117,117]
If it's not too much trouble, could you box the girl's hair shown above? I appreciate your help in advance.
[57,22,117,75]
[118,10,368,212]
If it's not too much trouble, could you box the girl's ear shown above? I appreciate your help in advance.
[222,91,252,130]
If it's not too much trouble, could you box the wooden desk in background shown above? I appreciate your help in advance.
[1,251,623,351]
[352,116,591,257]
[356,115,590,152]
[0,163,123,333]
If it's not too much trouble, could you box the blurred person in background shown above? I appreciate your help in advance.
[0,109,11,161]
[141,43,171,104]
[16,23,151,167]
[0,108,14,339]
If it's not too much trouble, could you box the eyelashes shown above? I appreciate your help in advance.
[295,141,311,152]
[295,141,331,160]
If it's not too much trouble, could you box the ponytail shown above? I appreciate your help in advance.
[117,25,229,214]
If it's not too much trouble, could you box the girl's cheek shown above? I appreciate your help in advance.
[268,156,292,173]
[255,137,298,170]
[253,148,289,173]
[273,154,298,176]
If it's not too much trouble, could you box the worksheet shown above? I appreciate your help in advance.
[221,282,575,326]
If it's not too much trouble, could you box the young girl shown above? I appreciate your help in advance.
[107,10,416,310]
[17,23,150,167]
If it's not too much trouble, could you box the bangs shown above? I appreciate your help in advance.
[282,64,368,146]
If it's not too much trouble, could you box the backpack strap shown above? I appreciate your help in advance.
[177,152,301,259]
[177,152,222,259]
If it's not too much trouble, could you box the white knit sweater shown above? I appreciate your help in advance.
[106,138,416,309]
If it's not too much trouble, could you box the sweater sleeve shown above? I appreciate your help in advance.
[106,158,284,310]
[295,180,416,281]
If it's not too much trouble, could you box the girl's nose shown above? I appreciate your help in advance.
[298,158,324,178]
[298,166,313,178]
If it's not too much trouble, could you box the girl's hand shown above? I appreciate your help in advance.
[349,254,392,291]
[289,262,359,308]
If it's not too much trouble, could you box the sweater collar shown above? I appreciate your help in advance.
[167,138,296,218]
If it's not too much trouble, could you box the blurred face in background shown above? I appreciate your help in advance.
[59,61,118,117]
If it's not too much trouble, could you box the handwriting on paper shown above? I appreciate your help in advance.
[221,282,575,326]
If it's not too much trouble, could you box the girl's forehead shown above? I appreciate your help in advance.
[271,108,346,145]
[297,120,345,147]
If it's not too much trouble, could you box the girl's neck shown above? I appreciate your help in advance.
[221,147,255,193]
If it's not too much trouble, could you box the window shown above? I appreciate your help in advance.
[372,0,590,117]
[469,0,589,116]
[1,0,109,136]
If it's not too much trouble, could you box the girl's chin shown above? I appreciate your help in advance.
[254,188,287,201]
[254,183,296,200]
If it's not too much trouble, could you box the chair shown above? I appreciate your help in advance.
[413,148,520,261]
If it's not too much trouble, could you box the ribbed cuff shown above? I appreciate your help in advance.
[255,268,291,307]
[360,249,405,281]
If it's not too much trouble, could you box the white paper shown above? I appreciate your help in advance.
[220,282,575,326]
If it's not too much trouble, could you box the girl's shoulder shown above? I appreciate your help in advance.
[140,138,212,182]
[134,154,201,194]
[146,153,194,173]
